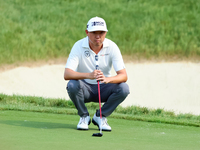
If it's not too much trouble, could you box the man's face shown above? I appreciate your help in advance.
[86,30,107,48]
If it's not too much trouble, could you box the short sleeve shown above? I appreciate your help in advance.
[65,43,80,71]
[111,43,125,71]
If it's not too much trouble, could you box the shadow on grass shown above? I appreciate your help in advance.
[0,120,76,130]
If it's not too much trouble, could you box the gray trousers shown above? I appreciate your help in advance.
[66,80,130,117]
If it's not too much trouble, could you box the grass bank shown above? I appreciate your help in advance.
[0,0,200,65]
[0,94,199,127]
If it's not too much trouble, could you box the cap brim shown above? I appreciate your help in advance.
[87,29,108,32]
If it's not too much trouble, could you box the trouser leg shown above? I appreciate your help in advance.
[96,82,130,117]
[66,80,91,117]
[67,80,130,118]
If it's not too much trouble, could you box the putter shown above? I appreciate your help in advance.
[92,55,103,137]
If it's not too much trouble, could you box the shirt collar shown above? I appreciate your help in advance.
[82,36,109,49]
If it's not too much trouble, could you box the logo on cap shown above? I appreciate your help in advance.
[92,21,104,27]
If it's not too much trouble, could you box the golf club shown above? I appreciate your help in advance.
[92,55,103,137]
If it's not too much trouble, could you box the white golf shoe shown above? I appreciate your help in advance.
[92,113,111,131]
[77,116,91,130]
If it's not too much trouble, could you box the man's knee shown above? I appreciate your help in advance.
[118,83,130,98]
[67,80,80,93]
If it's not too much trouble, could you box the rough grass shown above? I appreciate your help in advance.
[0,94,199,127]
[0,0,200,65]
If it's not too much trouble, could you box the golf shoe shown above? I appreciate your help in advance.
[77,116,91,130]
[92,113,111,131]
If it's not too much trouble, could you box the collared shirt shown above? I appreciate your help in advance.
[65,36,125,84]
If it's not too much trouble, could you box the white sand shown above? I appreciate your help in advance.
[0,62,200,115]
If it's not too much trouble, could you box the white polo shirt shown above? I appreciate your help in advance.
[65,36,125,84]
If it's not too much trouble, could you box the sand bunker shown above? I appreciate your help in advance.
[0,62,200,115]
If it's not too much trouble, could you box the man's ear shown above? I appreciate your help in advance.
[85,30,89,35]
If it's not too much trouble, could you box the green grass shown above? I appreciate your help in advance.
[0,110,200,150]
[0,94,199,127]
[0,0,200,65]
[1,1,199,148]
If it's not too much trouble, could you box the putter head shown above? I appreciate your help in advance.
[92,133,103,137]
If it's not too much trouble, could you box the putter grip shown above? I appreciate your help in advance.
[95,62,99,70]
[95,55,99,70]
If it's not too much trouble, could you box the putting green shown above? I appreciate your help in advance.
[0,110,199,150]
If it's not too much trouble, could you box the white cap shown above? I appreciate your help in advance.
[86,17,108,32]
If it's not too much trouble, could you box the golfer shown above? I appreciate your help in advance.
[64,16,129,131]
